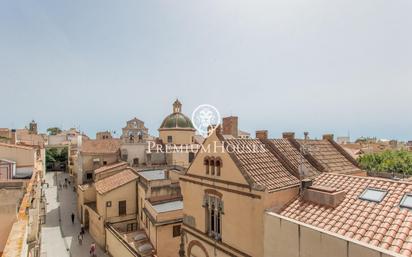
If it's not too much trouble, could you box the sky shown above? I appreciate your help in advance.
[0,0,411,140]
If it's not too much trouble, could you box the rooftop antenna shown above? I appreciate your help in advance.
[298,132,310,195]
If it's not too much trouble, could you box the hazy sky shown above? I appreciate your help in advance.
[1,0,411,140]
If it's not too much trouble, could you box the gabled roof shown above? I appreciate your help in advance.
[280,173,412,256]
[269,139,321,178]
[95,169,138,194]
[94,162,128,174]
[224,138,300,191]
[296,139,362,174]
[200,130,365,192]
[81,139,121,154]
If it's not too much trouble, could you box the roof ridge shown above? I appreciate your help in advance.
[326,138,361,168]
[322,172,412,185]
[94,161,128,174]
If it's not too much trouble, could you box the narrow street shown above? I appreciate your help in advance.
[41,172,108,257]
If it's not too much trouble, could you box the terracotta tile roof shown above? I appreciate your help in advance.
[270,139,321,178]
[296,139,362,174]
[280,173,412,256]
[224,139,300,191]
[95,168,137,194]
[81,139,121,154]
[94,162,128,174]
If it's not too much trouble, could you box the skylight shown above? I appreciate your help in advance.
[400,194,412,209]
[359,188,387,203]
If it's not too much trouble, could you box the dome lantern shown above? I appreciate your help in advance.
[173,99,182,113]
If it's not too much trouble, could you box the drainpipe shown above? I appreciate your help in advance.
[179,231,185,257]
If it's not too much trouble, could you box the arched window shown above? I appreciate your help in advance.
[215,159,222,176]
[204,157,210,175]
[210,159,215,175]
[203,194,223,240]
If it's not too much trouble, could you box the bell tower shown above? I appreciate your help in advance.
[29,120,38,134]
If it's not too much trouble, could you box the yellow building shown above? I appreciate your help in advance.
[0,142,39,179]
[137,168,184,257]
[179,128,365,257]
[0,143,45,257]
[102,167,185,257]
[78,167,138,247]
[78,138,121,184]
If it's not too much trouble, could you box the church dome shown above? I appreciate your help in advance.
[159,100,195,130]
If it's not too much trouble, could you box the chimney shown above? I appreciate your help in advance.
[11,129,17,144]
[304,132,309,140]
[282,132,295,140]
[301,178,312,190]
[322,134,334,140]
[303,185,346,208]
[222,116,238,138]
[255,130,268,140]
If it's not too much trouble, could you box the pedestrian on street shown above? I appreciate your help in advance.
[71,213,75,224]
[81,224,85,235]
[78,233,83,245]
[90,242,96,257]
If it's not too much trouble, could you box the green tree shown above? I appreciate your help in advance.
[47,127,62,136]
[358,150,412,175]
[46,147,68,171]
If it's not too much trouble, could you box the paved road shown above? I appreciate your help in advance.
[41,172,108,257]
